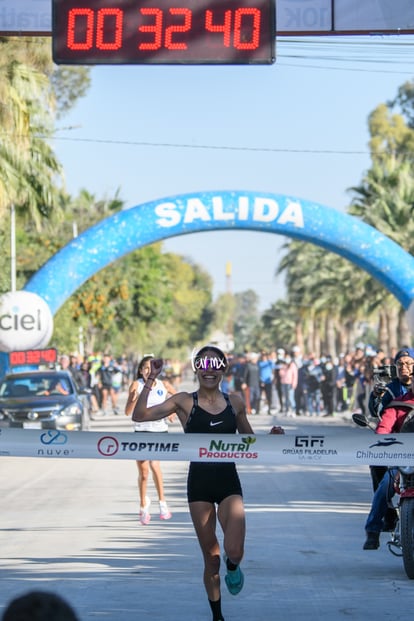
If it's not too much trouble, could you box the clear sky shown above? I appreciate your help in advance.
[51,35,414,310]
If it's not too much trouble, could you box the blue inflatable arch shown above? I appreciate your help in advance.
[24,190,414,313]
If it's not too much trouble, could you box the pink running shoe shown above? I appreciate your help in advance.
[159,501,172,520]
[140,497,151,525]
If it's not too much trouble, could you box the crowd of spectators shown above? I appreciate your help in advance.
[50,344,400,418]
[53,352,184,417]
[225,344,397,417]
[54,352,133,416]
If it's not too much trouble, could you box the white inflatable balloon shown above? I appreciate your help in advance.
[0,291,53,352]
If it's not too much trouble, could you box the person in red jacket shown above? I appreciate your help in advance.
[363,374,414,550]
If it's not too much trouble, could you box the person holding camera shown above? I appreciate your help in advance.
[368,348,414,421]
[364,347,414,543]
[363,365,414,551]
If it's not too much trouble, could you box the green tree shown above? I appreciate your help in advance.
[213,293,237,338]
[0,37,91,230]
[16,188,215,355]
[163,254,214,351]
[232,290,260,352]
[260,299,297,351]
[275,239,378,356]
[349,158,414,250]
[349,155,414,350]
[368,103,414,163]
[0,38,63,222]
[51,66,91,118]
[388,79,414,130]
[270,79,414,357]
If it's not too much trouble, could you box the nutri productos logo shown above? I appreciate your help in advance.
[199,436,258,460]
[0,291,53,352]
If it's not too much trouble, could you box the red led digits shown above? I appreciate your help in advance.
[138,8,163,50]
[27,350,41,364]
[52,0,276,65]
[67,7,123,50]
[8,348,58,367]
[138,8,191,51]
[234,8,261,50]
[165,8,192,50]
[205,8,260,49]
[96,8,123,50]
[67,8,94,50]
[205,10,232,47]
[41,349,58,363]
[9,351,26,365]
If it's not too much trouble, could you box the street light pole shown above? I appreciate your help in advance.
[72,220,84,357]
[10,204,16,292]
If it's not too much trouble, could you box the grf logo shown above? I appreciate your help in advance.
[295,435,325,448]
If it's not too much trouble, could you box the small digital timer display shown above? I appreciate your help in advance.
[9,348,58,367]
[52,0,276,65]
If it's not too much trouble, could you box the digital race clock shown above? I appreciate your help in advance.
[9,348,58,367]
[52,0,276,65]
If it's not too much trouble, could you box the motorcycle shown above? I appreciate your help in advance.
[353,411,414,579]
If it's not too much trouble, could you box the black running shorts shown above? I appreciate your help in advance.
[187,462,242,504]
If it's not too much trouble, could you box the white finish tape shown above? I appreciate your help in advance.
[1,429,414,465]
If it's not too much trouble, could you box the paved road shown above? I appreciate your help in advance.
[1,387,412,620]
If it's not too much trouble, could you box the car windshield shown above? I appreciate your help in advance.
[0,375,73,397]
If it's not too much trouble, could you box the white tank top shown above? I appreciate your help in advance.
[133,378,169,432]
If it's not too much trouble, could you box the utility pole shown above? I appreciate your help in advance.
[226,261,234,347]
[73,221,84,357]
[226,261,232,294]
[10,204,16,292]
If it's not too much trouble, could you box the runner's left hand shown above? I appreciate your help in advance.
[150,358,164,377]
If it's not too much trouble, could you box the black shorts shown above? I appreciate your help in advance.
[187,462,242,504]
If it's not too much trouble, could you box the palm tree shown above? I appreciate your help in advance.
[0,37,64,225]
[349,155,414,347]
[276,239,380,356]
[260,299,297,351]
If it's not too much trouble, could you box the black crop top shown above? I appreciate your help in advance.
[185,392,237,434]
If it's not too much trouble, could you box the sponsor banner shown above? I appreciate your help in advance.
[1,429,414,465]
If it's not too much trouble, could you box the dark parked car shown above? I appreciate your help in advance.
[0,370,91,431]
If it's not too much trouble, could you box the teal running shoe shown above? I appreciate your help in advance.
[224,563,244,595]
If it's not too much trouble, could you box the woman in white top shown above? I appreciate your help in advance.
[125,355,176,525]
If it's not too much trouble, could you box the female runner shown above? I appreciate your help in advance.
[125,354,176,524]
[133,345,283,621]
